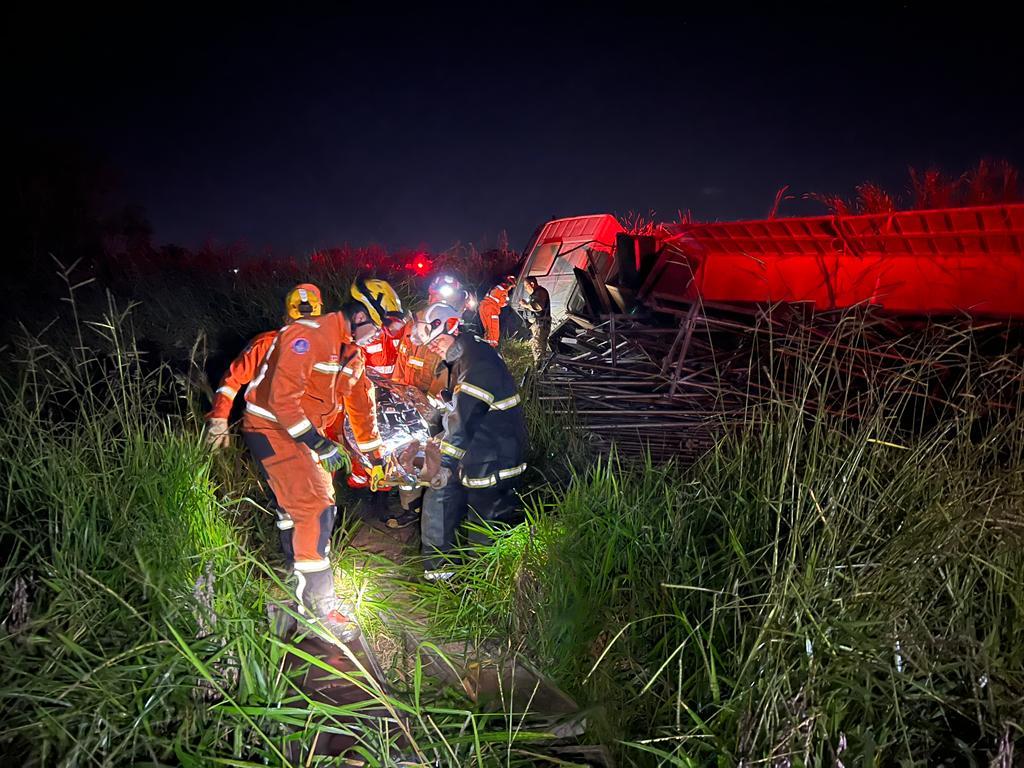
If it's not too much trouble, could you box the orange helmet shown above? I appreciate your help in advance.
[284,283,323,321]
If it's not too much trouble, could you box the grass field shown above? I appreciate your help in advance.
[2,283,1022,765]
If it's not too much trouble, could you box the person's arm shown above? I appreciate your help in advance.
[207,332,275,419]
[437,370,492,468]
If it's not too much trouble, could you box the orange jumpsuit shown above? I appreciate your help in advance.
[478,284,510,346]
[207,330,277,419]
[362,327,403,377]
[392,325,448,397]
[242,314,382,575]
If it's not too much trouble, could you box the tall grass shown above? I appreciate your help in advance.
[0,293,584,766]
[418,316,1024,765]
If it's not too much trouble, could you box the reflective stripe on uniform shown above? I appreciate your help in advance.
[287,418,313,438]
[498,463,528,480]
[313,362,345,373]
[295,319,321,328]
[357,437,384,452]
[456,382,494,404]
[293,558,331,573]
[365,343,384,354]
[461,462,528,488]
[276,519,295,531]
[408,358,425,368]
[370,364,395,375]
[342,366,356,376]
[438,441,465,460]
[217,385,237,398]
[245,402,278,422]
[491,394,521,411]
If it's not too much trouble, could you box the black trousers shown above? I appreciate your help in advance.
[420,470,523,570]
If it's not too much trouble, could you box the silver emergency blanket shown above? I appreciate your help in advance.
[342,374,435,484]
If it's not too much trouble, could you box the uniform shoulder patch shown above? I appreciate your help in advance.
[291,338,310,354]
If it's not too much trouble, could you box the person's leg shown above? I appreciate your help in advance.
[249,427,357,642]
[243,430,294,564]
[464,477,523,546]
[420,480,468,574]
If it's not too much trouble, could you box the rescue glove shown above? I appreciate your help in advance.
[298,431,350,474]
[205,417,230,450]
[369,464,387,492]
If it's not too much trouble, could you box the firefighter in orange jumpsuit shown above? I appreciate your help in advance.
[205,283,323,448]
[477,276,515,347]
[242,311,385,643]
[393,307,450,399]
[349,277,405,377]
[342,278,409,492]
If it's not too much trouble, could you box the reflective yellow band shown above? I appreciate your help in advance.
[365,343,384,354]
[286,418,314,438]
[439,441,465,460]
[245,402,278,422]
[408,358,425,368]
[295,319,320,328]
[370,364,395,374]
[456,382,494,404]
[357,437,384,452]
[461,463,527,488]
[491,394,520,411]
[498,463,528,479]
[313,362,345,373]
[217,385,237,398]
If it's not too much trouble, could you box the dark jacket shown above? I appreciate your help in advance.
[437,335,528,482]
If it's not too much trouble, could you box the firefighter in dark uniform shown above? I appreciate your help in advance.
[415,306,529,579]
[519,276,551,365]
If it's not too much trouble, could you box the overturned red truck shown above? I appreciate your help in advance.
[512,203,1024,462]
[513,204,1024,331]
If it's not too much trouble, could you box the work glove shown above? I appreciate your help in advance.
[369,464,387,492]
[429,467,452,490]
[300,432,350,474]
[205,418,230,449]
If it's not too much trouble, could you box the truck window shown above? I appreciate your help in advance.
[528,242,560,276]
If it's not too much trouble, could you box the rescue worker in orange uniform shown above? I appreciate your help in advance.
[393,307,450,399]
[348,277,406,377]
[340,278,409,492]
[477,275,515,347]
[392,274,466,399]
[206,283,323,448]
[242,310,386,644]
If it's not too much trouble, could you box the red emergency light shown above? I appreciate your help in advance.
[406,254,433,277]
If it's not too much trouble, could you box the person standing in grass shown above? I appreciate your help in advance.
[518,276,551,365]
[477,275,516,347]
[242,311,386,644]
[415,304,529,580]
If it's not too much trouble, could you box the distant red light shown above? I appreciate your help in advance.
[406,254,433,277]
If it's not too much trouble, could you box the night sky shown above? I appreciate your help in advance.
[15,9,1024,255]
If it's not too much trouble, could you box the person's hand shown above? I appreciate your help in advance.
[429,467,451,490]
[369,464,387,492]
[307,436,350,474]
[205,418,230,449]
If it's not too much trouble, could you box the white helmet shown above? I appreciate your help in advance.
[411,302,463,345]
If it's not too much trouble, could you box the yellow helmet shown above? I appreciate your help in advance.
[350,277,404,327]
[284,283,323,321]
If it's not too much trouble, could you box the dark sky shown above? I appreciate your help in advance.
[14,9,1024,255]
